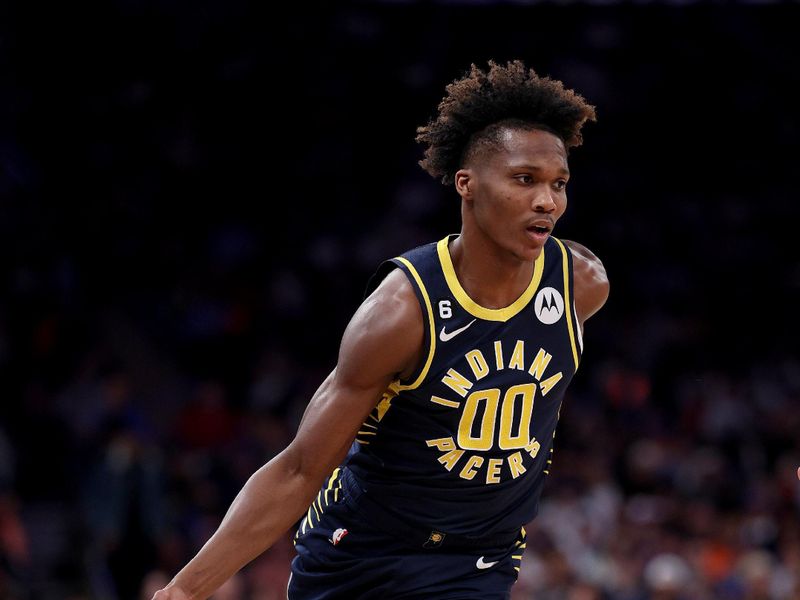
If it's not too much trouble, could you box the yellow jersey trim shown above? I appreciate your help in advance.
[552,238,580,371]
[395,256,436,390]
[436,236,544,322]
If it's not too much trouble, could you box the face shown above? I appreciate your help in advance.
[457,127,569,262]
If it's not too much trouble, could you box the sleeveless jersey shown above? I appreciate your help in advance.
[345,234,583,537]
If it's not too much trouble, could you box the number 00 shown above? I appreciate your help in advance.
[457,383,536,451]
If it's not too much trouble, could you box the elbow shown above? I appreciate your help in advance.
[279,441,343,486]
[277,444,305,480]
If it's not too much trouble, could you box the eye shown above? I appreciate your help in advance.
[554,180,568,191]
[515,174,533,185]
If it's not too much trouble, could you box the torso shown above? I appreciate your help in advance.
[344,234,583,536]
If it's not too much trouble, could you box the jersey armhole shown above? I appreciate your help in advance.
[364,257,435,390]
[552,238,583,370]
[561,242,584,355]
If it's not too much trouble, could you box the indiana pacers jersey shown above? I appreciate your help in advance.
[344,234,583,537]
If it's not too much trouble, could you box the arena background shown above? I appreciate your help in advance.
[1,2,799,599]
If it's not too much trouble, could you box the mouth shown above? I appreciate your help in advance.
[525,220,553,242]
[527,225,551,234]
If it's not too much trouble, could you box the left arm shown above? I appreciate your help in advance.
[562,239,610,330]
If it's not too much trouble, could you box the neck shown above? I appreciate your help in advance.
[449,224,537,310]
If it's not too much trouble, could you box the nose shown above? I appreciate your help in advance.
[532,187,557,213]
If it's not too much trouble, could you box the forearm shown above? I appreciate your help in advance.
[154,346,406,600]
[167,451,322,600]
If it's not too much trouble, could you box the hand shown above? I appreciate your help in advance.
[152,585,191,600]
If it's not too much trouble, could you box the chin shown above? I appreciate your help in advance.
[512,243,544,263]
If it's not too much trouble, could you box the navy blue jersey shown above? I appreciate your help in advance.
[344,234,583,537]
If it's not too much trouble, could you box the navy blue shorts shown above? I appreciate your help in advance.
[289,468,525,600]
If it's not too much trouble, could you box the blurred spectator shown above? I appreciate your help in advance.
[643,554,693,600]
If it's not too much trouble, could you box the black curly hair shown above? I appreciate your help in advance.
[416,60,597,185]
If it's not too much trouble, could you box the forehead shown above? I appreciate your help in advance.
[487,127,568,170]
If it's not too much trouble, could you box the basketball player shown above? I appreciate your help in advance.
[153,60,609,599]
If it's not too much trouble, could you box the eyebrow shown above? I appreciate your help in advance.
[509,164,570,176]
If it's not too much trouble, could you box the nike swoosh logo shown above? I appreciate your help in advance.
[439,319,476,342]
[476,556,498,570]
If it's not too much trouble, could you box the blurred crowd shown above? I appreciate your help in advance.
[2,2,799,599]
[2,323,799,599]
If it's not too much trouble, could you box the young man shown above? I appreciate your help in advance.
[154,60,609,600]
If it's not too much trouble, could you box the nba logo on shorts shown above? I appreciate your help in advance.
[328,528,348,546]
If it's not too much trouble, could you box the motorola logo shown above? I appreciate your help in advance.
[534,287,564,324]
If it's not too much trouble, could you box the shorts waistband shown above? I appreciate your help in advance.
[341,467,520,551]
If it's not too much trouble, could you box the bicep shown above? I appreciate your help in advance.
[286,269,423,479]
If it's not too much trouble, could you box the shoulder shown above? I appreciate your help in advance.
[339,267,424,383]
[361,266,421,325]
[561,239,607,279]
[364,240,439,298]
[560,239,609,326]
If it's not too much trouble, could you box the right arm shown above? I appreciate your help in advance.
[154,268,424,600]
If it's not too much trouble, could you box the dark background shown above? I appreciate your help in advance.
[1,2,799,599]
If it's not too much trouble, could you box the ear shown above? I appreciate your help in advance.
[455,169,473,200]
